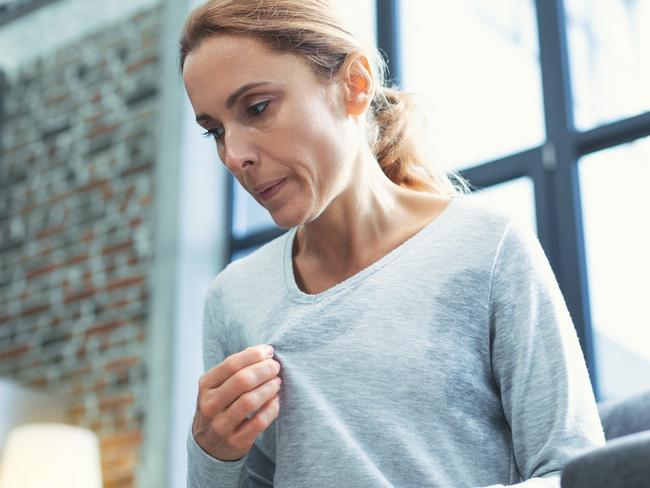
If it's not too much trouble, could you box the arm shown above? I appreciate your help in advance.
[187,281,248,488]
[187,280,277,487]
[482,220,606,487]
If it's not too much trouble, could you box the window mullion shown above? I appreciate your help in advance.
[535,0,599,397]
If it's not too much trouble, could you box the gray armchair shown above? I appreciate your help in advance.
[561,389,650,488]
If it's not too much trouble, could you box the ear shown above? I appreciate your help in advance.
[340,53,374,117]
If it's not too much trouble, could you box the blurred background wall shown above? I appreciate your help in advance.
[0,1,162,486]
[0,0,228,484]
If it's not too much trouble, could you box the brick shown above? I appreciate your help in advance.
[64,288,97,304]
[105,355,139,372]
[0,314,15,324]
[88,124,120,138]
[102,240,134,256]
[0,344,30,361]
[105,275,144,292]
[100,430,142,450]
[126,55,157,73]
[99,393,134,411]
[77,178,110,194]
[28,377,48,388]
[35,224,66,239]
[22,302,51,316]
[86,319,126,337]
[26,262,61,279]
[121,162,152,177]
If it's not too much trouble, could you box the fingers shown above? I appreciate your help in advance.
[229,388,281,447]
[192,344,282,461]
[216,357,281,414]
[202,344,274,390]
[197,345,281,431]
[203,359,282,445]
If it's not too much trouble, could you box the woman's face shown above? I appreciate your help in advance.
[182,34,360,229]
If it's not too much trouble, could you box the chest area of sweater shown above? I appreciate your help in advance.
[230,265,494,412]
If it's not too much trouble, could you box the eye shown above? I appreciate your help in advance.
[201,126,225,143]
[247,100,270,117]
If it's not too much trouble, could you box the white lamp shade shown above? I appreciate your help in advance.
[0,423,102,488]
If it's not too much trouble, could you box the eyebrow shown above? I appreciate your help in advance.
[195,81,272,125]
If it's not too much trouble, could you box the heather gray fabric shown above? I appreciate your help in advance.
[560,430,650,488]
[187,196,606,488]
[598,389,650,440]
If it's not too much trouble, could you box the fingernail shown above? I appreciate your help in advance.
[265,345,274,357]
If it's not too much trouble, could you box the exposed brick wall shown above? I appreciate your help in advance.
[0,5,162,487]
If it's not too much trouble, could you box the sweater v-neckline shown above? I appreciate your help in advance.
[283,196,461,303]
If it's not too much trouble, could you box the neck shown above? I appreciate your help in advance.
[293,152,433,274]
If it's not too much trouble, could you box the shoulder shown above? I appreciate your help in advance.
[206,228,291,299]
[448,195,512,230]
[439,196,516,254]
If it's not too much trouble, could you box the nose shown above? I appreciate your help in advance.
[222,126,257,171]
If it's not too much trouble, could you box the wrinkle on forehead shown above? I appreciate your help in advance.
[183,34,311,114]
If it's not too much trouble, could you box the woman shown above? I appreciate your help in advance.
[180,1,605,486]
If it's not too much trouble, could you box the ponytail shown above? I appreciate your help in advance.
[370,87,471,196]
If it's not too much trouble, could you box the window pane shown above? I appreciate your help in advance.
[468,177,537,234]
[332,0,376,46]
[579,136,650,401]
[231,243,263,263]
[400,0,545,172]
[232,182,277,239]
[565,0,650,131]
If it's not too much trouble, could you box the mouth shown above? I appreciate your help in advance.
[258,177,287,201]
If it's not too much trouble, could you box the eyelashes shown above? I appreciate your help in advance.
[201,100,270,144]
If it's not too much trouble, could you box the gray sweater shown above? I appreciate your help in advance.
[187,196,605,487]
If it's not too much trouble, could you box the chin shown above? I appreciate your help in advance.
[268,202,312,230]
[268,208,301,230]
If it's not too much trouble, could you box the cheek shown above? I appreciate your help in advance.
[291,101,346,171]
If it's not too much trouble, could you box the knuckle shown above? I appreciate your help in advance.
[221,356,237,377]
[239,392,257,412]
[224,435,242,451]
[197,400,211,420]
[196,400,216,420]
[235,370,255,390]
[251,413,268,431]
[210,416,224,436]
[265,360,277,376]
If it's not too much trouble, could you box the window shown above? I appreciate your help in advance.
[469,177,537,234]
[565,0,650,130]
[400,0,544,171]
[578,136,650,400]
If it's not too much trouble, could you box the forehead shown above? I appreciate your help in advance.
[182,34,314,105]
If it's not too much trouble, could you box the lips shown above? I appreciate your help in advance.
[256,177,287,201]
[254,177,286,194]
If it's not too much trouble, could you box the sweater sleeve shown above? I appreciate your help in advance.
[483,220,606,487]
[186,280,249,488]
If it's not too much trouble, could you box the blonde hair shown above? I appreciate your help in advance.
[179,0,471,196]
